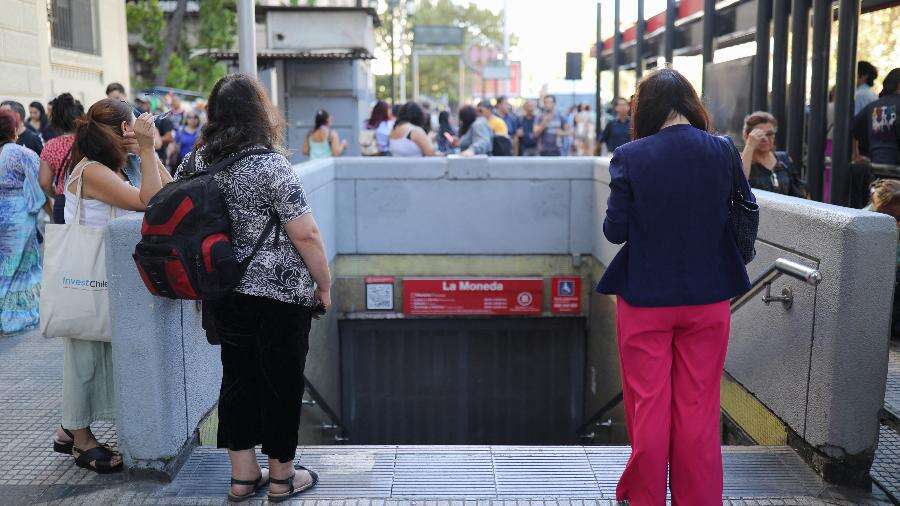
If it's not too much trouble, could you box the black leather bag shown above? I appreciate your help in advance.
[722,136,759,264]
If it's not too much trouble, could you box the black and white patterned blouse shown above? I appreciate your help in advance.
[176,146,315,305]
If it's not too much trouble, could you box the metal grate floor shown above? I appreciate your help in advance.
[872,424,900,503]
[884,342,900,421]
[161,444,833,501]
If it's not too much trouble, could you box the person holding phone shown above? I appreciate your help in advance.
[51,98,172,474]
[741,111,807,197]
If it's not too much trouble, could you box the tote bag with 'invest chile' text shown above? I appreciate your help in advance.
[39,165,112,342]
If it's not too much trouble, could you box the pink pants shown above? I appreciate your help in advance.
[615,297,731,506]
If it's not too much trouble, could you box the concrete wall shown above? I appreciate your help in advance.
[728,193,895,466]
[1,0,130,105]
[328,156,597,256]
[106,214,221,478]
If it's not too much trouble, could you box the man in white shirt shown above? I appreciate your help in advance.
[855,61,879,116]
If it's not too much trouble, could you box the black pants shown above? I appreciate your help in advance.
[212,292,312,463]
[53,193,66,224]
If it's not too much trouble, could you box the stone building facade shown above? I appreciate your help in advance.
[0,0,130,106]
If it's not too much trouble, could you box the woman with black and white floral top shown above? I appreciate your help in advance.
[176,74,330,502]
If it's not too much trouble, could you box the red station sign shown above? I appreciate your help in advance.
[403,277,543,316]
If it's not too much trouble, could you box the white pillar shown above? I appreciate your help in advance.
[458,57,466,107]
[502,0,509,95]
[412,52,420,101]
[237,0,257,77]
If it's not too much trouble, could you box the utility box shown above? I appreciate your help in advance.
[210,5,378,161]
[265,7,376,54]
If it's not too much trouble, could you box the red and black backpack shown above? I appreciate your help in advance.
[133,149,278,300]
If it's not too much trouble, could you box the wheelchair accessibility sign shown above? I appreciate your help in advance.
[551,276,581,314]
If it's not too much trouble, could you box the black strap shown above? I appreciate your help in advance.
[186,148,276,176]
[238,212,280,273]
[720,135,746,202]
[231,475,264,486]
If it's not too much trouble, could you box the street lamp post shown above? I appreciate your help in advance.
[388,0,398,105]
[237,0,256,77]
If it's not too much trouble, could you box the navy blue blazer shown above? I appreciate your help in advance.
[596,124,753,307]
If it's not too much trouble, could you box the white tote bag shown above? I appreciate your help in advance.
[39,165,112,341]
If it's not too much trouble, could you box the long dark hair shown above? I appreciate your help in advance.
[458,105,477,136]
[200,73,286,164]
[29,101,48,128]
[314,109,330,130]
[66,98,133,175]
[396,102,425,128]
[367,100,390,129]
[880,68,900,98]
[438,110,451,131]
[48,93,84,134]
[631,67,710,140]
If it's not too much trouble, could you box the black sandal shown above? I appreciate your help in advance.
[267,466,318,503]
[72,445,123,474]
[53,426,74,455]
[228,468,269,503]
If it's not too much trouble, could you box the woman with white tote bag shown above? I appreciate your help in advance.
[43,98,171,473]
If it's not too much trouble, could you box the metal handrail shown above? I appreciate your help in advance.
[578,257,822,438]
[304,376,349,442]
[730,258,821,313]
[870,163,900,179]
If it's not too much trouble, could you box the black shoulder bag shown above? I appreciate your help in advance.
[722,136,760,264]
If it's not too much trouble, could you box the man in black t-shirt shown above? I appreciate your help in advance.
[155,114,175,169]
[0,100,43,155]
[853,68,900,165]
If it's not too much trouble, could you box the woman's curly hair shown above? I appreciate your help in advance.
[198,74,286,164]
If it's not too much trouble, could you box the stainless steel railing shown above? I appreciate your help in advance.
[730,258,822,313]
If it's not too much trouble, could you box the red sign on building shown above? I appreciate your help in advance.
[551,276,582,314]
[403,277,542,316]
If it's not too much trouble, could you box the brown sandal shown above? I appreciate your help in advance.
[228,468,269,503]
[267,466,318,502]
[72,444,122,474]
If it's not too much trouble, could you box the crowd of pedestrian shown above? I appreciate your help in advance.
[350,94,633,159]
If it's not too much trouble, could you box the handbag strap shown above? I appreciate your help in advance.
[720,135,747,203]
[67,159,109,225]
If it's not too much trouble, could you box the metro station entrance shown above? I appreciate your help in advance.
[340,317,585,445]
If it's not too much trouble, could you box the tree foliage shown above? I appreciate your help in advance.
[126,0,165,87]
[127,0,236,94]
[376,0,516,106]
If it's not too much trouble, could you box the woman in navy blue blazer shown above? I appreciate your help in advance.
[596,68,753,506]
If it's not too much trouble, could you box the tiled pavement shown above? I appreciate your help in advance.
[0,329,894,505]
